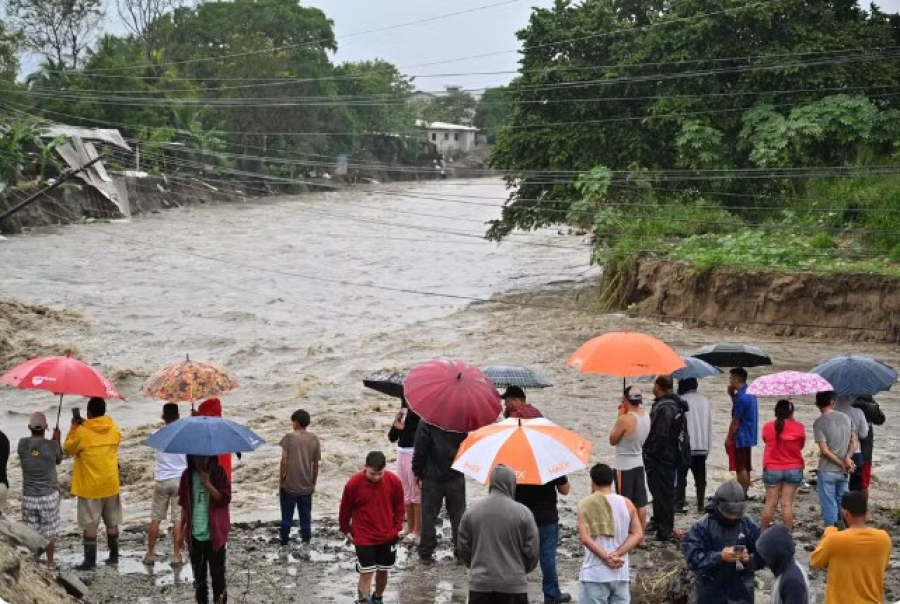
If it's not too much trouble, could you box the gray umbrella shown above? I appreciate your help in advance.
[483,365,553,389]
[810,354,897,396]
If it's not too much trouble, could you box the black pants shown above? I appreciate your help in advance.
[646,463,676,540]
[468,591,529,604]
[676,454,708,509]
[190,538,227,604]
[418,475,466,559]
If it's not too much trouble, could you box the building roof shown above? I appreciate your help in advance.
[41,125,131,151]
[423,121,479,132]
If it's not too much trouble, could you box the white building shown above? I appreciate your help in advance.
[423,121,480,154]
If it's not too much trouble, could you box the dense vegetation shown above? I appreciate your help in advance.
[489,0,900,280]
[0,0,488,189]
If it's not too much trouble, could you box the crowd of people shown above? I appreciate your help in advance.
[0,368,893,604]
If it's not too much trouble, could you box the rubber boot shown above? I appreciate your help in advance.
[105,534,120,565]
[696,486,706,513]
[75,537,97,571]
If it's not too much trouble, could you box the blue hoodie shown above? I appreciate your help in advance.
[756,526,810,604]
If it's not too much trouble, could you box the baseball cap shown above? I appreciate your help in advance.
[28,412,48,431]
[715,481,747,519]
[625,386,643,403]
[501,386,526,400]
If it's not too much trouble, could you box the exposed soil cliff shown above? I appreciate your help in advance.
[613,258,900,342]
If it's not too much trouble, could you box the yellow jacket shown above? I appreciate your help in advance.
[64,416,122,499]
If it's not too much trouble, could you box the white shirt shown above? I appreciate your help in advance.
[153,428,187,481]
[579,493,631,584]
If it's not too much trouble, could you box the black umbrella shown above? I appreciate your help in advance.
[692,342,772,368]
[362,370,406,398]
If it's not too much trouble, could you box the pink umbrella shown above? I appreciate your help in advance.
[747,371,833,397]
[404,359,501,432]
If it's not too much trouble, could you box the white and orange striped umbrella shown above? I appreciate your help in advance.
[452,418,592,485]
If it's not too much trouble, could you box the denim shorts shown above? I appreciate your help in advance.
[763,468,804,486]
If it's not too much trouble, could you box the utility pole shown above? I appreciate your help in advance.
[0,156,103,225]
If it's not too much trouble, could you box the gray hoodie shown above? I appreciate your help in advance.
[458,465,539,594]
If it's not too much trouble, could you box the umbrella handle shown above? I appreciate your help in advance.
[55,393,64,430]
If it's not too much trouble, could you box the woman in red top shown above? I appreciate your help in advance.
[761,399,806,530]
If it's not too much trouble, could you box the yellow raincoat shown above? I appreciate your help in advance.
[64,416,122,499]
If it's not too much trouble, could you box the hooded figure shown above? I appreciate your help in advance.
[457,465,539,599]
[198,398,233,481]
[756,525,810,604]
[683,481,763,604]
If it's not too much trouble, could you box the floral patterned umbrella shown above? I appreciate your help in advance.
[142,355,238,405]
[747,371,833,397]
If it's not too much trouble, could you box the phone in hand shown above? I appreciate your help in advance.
[72,407,82,424]
[732,545,746,554]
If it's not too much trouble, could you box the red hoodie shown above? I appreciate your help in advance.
[339,470,405,546]
[198,398,233,481]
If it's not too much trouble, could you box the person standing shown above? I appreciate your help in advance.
[676,378,712,513]
[515,475,571,603]
[502,386,544,419]
[756,525,810,604]
[197,398,233,482]
[813,391,855,528]
[339,451,404,604]
[0,426,8,513]
[412,420,467,564]
[726,368,758,496]
[279,409,321,547]
[810,491,891,604]
[146,403,187,565]
[458,464,539,604]
[682,481,762,604]
[643,375,689,542]
[609,385,650,540]
[387,398,421,542]
[179,454,231,604]
[760,400,806,530]
[63,397,122,570]
[851,395,885,501]
[577,463,643,604]
[834,395,868,492]
[17,412,62,568]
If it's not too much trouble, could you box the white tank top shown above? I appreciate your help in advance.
[614,411,650,471]
[579,493,631,584]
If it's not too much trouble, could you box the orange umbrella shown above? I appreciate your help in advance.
[452,418,592,485]
[567,330,685,384]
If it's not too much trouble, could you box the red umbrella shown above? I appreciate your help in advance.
[1,351,124,427]
[404,359,501,433]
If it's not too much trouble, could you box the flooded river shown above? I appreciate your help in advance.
[2,179,899,603]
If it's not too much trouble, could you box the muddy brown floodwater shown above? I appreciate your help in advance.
[1,179,899,603]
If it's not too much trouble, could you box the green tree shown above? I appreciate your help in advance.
[0,20,21,82]
[473,86,512,143]
[418,89,478,125]
[6,0,104,68]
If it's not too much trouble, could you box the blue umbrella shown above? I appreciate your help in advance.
[637,356,723,382]
[810,354,897,396]
[673,356,724,380]
[145,416,265,455]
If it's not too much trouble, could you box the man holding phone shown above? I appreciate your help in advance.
[64,397,123,570]
[683,481,762,604]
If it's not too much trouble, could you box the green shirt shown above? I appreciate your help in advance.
[191,471,211,541]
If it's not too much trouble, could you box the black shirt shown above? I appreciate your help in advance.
[0,430,9,486]
[515,476,567,527]
[387,409,421,449]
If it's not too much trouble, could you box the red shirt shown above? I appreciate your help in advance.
[505,404,543,419]
[762,419,806,470]
[339,470,405,546]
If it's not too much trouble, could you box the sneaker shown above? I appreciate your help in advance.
[370,596,384,604]
[545,594,572,604]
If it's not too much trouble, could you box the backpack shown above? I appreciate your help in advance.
[673,397,693,471]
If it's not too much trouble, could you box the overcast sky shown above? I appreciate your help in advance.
[17,0,900,89]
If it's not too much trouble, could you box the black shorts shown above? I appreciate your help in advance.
[355,541,397,574]
[615,466,648,508]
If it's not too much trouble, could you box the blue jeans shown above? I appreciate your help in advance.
[538,523,562,601]
[817,470,848,527]
[580,580,630,603]
[279,489,312,545]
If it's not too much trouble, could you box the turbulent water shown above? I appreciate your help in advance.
[0,179,595,435]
